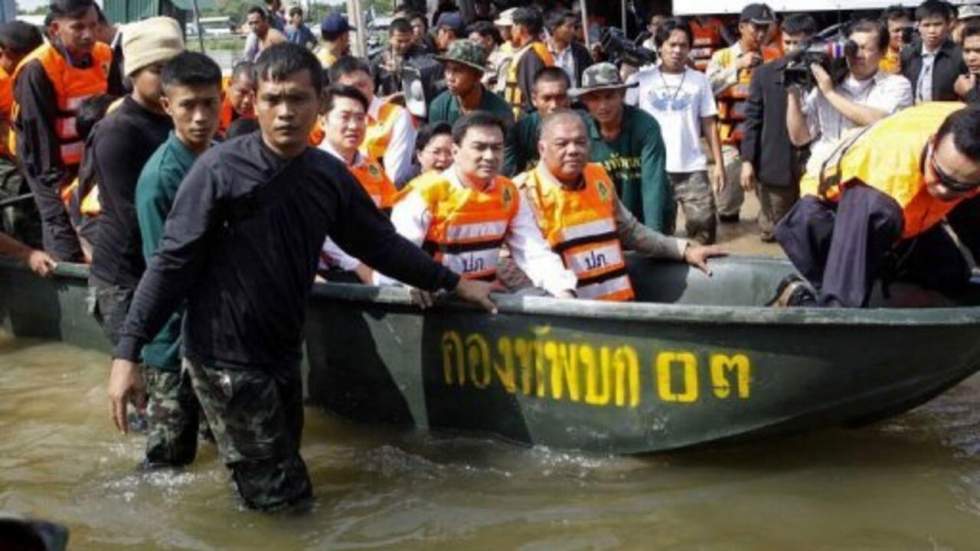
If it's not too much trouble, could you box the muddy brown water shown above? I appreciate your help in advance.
[3,335,980,550]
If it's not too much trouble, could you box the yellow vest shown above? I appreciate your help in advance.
[361,100,405,164]
[516,163,634,301]
[879,48,901,74]
[800,101,976,239]
[503,41,554,120]
[407,171,521,281]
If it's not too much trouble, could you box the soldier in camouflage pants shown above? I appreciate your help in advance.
[144,368,200,466]
[668,171,718,244]
[184,359,312,511]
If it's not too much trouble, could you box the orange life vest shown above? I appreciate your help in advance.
[349,155,397,213]
[689,17,726,72]
[879,48,901,75]
[308,118,324,146]
[801,102,976,239]
[409,171,521,281]
[517,163,634,301]
[0,66,13,158]
[711,44,780,145]
[10,42,112,166]
[361,99,405,164]
[504,41,555,120]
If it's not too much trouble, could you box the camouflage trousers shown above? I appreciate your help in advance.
[184,359,312,511]
[145,367,201,467]
[668,171,717,245]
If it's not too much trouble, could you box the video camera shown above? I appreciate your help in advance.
[782,39,856,90]
[599,27,657,68]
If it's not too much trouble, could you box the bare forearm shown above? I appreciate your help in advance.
[0,232,33,262]
[786,91,812,146]
[702,117,724,166]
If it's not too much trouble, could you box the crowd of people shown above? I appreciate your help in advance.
[0,0,978,513]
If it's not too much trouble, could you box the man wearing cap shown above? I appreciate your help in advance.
[573,63,672,234]
[89,17,183,348]
[0,21,43,247]
[11,0,112,262]
[434,12,465,54]
[329,56,417,187]
[502,7,554,120]
[705,3,781,224]
[315,13,353,69]
[428,39,514,127]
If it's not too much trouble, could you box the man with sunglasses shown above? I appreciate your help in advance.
[772,102,980,307]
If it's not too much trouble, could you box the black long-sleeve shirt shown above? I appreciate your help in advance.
[90,96,173,287]
[114,133,461,369]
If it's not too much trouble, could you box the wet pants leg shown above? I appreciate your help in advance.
[669,171,717,244]
[145,366,200,467]
[776,186,904,307]
[184,359,311,511]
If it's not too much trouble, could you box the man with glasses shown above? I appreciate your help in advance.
[629,18,724,244]
[772,103,980,308]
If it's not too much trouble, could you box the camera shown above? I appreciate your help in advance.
[599,27,657,67]
[782,39,856,90]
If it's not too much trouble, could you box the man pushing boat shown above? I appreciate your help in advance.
[106,43,496,512]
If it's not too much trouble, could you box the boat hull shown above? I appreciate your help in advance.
[3,257,980,454]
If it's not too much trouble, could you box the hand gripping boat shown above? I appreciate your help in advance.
[3,256,979,454]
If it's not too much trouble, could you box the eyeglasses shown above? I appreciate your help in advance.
[930,145,980,193]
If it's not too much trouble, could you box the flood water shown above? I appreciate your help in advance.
[3,333,980,550]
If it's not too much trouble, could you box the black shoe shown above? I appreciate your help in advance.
[759,233,776,243]
[719,213,740,223]
[768,275,817,307]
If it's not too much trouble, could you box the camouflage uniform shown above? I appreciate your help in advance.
[184,359,311,511]
[144,367,200,467]
[668,171,717,244]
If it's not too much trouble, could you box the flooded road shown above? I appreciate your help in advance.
[3,334,980,549]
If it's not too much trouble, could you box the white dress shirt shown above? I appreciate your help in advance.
[366,96,417,188]
[549,40,576,86]
[916,46,939,103]
[379,166,578,296]
[318,142,369,272]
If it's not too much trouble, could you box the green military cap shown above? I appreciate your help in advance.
[435,39,489,74]
[569,62,638,97]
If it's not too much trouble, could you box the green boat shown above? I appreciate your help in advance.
[2,256,979,454]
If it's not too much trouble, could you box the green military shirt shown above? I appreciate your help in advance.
[586,105,674,233]
[134,132,198,371]
[428,86,515,128]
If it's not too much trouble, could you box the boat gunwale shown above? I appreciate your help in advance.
[8,259,980,328]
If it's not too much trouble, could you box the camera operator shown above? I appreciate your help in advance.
[880,5,913,74]
[786,19,912,179]
[954,22,980,103]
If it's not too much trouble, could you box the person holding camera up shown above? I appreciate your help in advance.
[786,19,912,185]
[706,3,781,224]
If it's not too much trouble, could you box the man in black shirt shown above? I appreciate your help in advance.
[107,43,495,512]
[88,17,183,345]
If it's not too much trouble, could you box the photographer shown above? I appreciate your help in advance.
[954,22,980,103]
[786,19,912,177]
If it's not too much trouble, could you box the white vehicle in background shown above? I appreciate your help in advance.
[187,15,235,37]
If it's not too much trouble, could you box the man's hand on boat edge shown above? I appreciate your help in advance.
[108,359,147,434]
[410,279,499,314]
[683,245,728,276]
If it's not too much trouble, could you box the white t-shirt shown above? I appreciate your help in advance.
[627,67,718,173]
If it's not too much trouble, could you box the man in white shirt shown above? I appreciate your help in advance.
[787,18,913,177]
[627,19,725,244]
[329,56,418,187]
[383,112,578,297]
